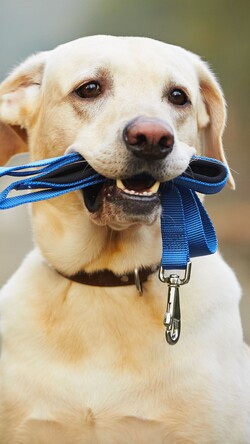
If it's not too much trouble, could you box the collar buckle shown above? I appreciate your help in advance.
[134,268,143,295]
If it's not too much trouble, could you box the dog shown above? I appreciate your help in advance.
[0,35,249,444]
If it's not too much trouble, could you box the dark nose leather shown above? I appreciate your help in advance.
[123,116,174,160]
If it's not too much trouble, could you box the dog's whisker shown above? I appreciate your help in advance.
[228,167,239,175]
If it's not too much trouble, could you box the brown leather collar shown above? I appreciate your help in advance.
[58,264,159,294]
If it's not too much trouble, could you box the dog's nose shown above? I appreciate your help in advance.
[123,117,174,160]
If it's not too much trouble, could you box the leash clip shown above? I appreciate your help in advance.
[159,262,192,345]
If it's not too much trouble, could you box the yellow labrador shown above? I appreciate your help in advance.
[0,36,249,444]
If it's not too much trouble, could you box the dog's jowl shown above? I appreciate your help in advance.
[0,36,249,444]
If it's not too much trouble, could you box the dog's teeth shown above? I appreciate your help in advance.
[123,189,134,195]
[116,179,125,190]
[116,179,160,196]
[149,181,160,193]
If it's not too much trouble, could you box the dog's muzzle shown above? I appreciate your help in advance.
[83,116,173,217]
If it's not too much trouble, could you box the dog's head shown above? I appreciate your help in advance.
[0,36,234,274]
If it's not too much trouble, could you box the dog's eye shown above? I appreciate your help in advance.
[75,81,102,99]
[169,89,189,106]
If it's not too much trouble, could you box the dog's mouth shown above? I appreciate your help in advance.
[83,173,161,225]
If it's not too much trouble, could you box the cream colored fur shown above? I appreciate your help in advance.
[0,36,249,443]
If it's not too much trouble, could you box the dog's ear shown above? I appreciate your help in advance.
[0,52,48,165]
[195,57,235,189]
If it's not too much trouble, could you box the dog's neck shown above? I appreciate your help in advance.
[32,197,162,277]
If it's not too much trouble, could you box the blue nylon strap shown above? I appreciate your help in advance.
[0,153,228,270]
[160,184,189,270]
[173,156,228,194]
[159,156,228,269]
[0,153,104,209]
[0,152,81,177]
[160,184,218,270]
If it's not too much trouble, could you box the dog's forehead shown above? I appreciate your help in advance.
[44,36,199,93]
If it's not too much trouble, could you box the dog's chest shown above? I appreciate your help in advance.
[3,285,200,442]
[2,253,247,443]
[21,348,207,443]
[27,327,174,419]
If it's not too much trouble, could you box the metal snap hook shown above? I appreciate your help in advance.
[165,318,181,344]
[163,274,181,345]
[159,262,192,345]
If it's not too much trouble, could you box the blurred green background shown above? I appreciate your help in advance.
[0,0,249,341]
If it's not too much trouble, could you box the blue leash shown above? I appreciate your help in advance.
[0,153,105,209]
[0,153,228,344]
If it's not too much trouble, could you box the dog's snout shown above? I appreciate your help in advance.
[123,117,174,160]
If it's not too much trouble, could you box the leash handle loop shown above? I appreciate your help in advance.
[0,153,105,209]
